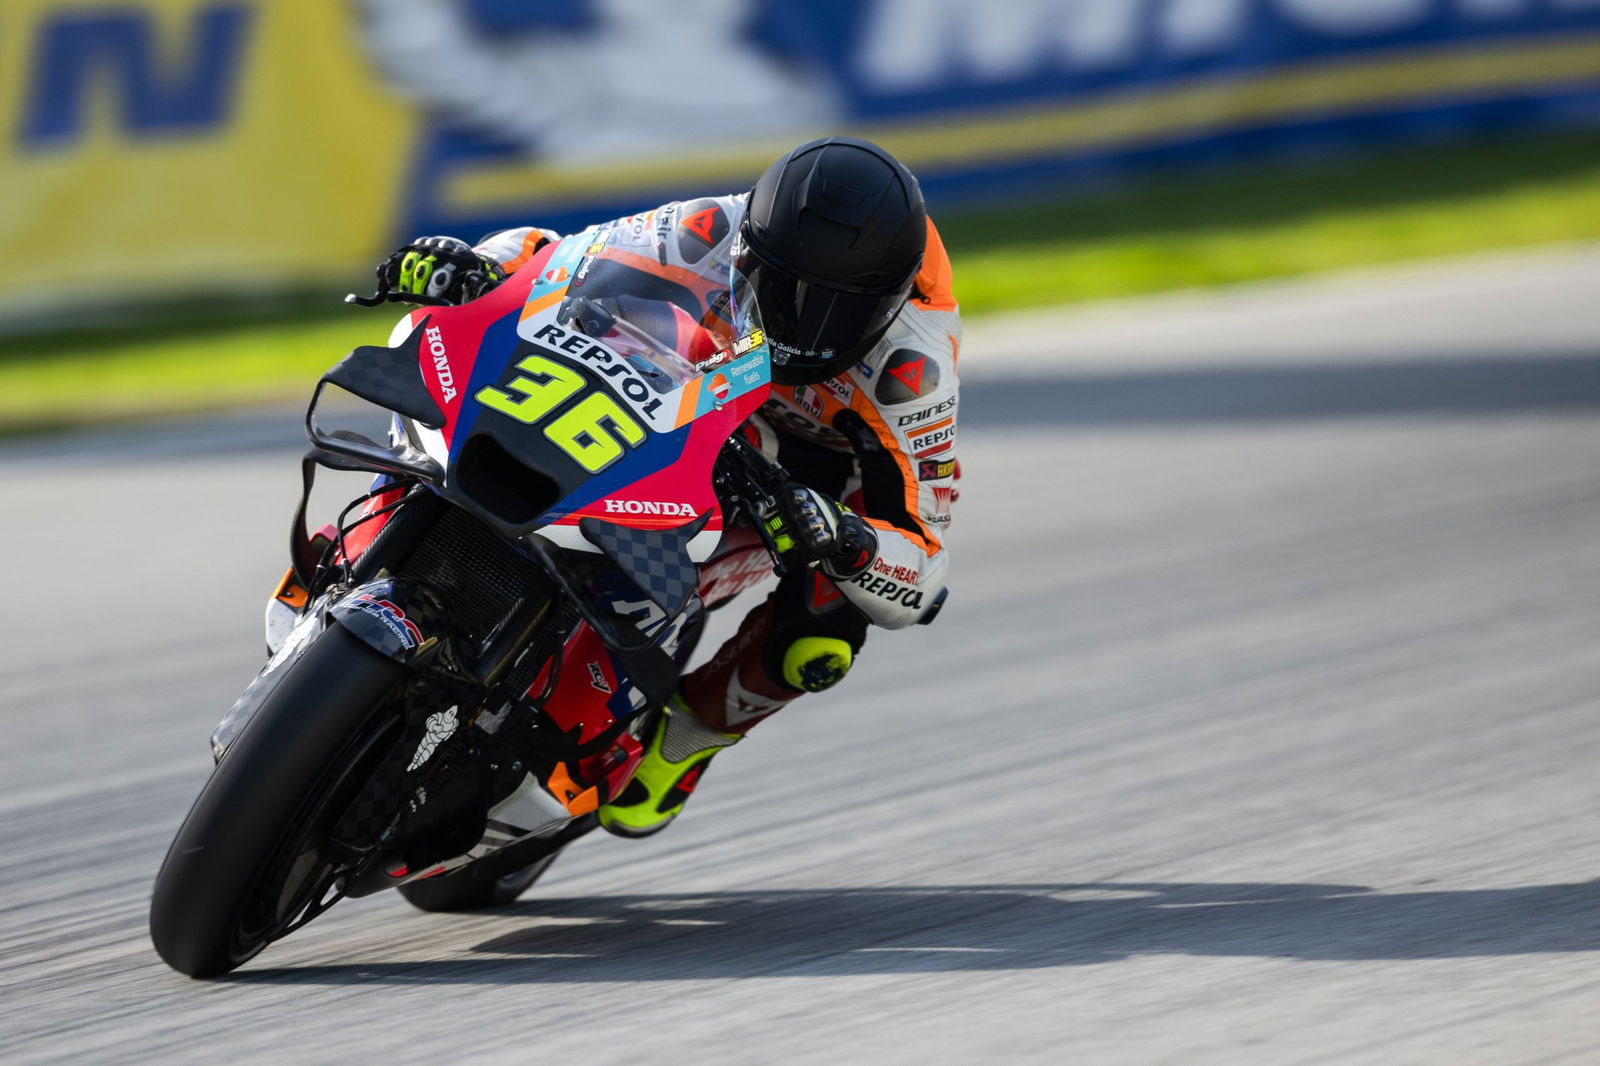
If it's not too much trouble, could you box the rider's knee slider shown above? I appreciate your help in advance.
[781,636,853,692]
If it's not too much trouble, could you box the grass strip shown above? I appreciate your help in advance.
[0,312,377,435]
[941,130,1600,314]
[5,130,1600,432]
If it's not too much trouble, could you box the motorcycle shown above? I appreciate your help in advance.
[149,230,796,977]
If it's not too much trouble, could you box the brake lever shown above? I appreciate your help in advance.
[749,500,790,579]
[716,435,792,578]
[344,284,454,308]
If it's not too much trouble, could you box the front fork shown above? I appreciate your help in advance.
[247,480,713,895]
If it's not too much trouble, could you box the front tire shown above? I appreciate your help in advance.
[150,623,409,977]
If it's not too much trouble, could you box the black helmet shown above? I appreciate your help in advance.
[737,137,926,386]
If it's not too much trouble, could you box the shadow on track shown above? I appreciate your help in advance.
[233,879,1600,984]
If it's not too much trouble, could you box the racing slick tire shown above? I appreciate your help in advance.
[149,623,410,977]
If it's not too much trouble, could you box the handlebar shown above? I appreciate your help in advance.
[344,284,455,309]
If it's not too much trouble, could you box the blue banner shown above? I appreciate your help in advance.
[376,0,1600,240]
[7,1,1600,319]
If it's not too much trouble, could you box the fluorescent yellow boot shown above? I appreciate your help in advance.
[598,696,739,838]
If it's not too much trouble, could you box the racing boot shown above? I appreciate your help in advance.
[596,584,859,838]
[597,696,740,839]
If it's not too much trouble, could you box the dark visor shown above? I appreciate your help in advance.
[743,259,906,364]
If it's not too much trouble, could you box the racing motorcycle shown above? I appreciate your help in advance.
[149,231,796,977]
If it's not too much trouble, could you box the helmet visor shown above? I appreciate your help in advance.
[744,258,908,372]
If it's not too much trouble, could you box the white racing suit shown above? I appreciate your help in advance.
[475,194,961,734]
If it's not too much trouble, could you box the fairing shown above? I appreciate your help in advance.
[304,231,774,663]
[312,233,770,547]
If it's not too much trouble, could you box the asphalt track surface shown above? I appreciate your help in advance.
[3,249,1599,1064]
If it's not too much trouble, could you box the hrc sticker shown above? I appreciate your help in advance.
[349,594,423,649]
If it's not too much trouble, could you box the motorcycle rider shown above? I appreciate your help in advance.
[376,137,960,838]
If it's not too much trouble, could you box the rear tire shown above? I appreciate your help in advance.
[149,624,409,977]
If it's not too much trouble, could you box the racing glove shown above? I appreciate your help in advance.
[766,485,878,580]
[377,236,505,305]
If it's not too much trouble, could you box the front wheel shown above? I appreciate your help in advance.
[150,623,410,977]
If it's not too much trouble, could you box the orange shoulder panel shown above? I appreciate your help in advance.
[847,391,941,555]
[911,217,957,311]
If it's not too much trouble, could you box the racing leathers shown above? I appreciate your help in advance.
[472,194,961,740]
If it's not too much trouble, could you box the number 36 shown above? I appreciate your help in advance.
[475,355,645,473]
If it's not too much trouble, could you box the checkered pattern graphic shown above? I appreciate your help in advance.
[394,586,452,640]
[579,512,710,614]
[331,745,413,849]
[330,681,459,849]
[324,317,446,428]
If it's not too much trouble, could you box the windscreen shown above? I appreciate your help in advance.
[554,243,763,390]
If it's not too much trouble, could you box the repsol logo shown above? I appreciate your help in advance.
[850,571,925,609]
[531,322,663,419]
[910,424,956,452]
[603,499,696,516]
[424,325,457,401]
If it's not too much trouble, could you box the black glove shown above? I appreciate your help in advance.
[765,484,878,580]
[376,236,505,305]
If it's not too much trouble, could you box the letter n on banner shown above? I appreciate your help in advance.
[21,5,253,146]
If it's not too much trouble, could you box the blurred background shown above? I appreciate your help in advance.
[4,4,1600,1062]
[4,0,1600,427]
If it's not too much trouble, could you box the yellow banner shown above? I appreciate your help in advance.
[0,0,417,322]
